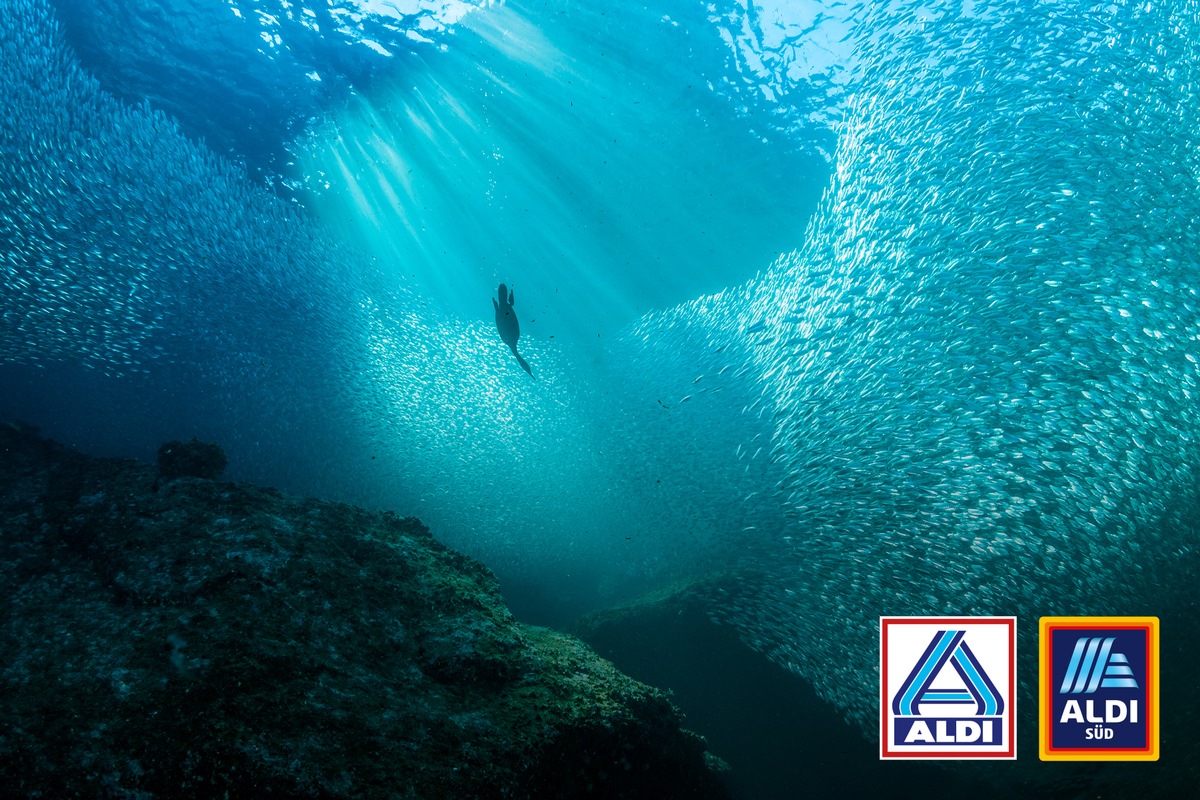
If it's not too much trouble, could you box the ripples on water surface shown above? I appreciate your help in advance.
[3,0,1199,794]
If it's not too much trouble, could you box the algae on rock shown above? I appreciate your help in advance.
[0,426,728,799]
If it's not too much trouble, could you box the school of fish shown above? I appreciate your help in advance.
[3,0,1199,762]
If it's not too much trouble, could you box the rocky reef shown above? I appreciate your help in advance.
[571,576,1003,799]
[0,425,728,799]
[572,576,1200,800]
[155,438,229,481]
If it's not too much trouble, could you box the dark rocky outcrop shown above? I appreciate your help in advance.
[156,438,228,481]
[570,576,1200,800]
[0,425,729,799]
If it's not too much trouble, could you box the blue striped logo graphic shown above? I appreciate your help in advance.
[892,630,1004,716]
[1058,636,1139,694]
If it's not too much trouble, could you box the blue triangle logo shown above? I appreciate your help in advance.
[892,630,1004,716]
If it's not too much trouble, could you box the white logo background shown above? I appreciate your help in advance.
[881,617,1016,758]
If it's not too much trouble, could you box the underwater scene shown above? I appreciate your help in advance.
[2,0,1199,796]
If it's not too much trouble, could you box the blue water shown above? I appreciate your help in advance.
[4,0,1200,795]
[2,0,836,597]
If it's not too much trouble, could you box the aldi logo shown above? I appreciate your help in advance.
[880,617,1016,759]
[1039,617,1159,760]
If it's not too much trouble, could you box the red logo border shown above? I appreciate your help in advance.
[880,616,1017,760]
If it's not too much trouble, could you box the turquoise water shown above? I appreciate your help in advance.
[3,0,1200,795]
[2,0,837,599]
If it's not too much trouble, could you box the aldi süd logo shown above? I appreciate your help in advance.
[880,617,1016,759]
[1039,616,1159,761]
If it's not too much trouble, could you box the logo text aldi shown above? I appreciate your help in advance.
[1039,616,1160,761]
[880,617,1016,759]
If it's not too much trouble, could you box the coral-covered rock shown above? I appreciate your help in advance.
[0,426,728,799]
[156,437,228,480]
